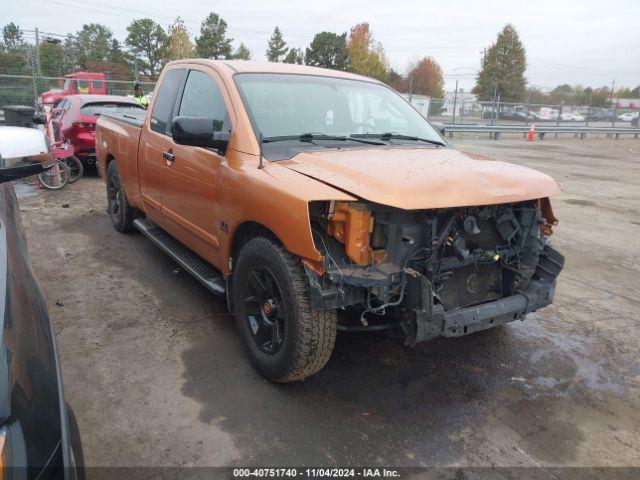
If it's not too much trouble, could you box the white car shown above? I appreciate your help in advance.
[617,112,639,122]
[558,112,585,122]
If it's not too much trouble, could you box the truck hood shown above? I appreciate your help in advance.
[280,147,561,210]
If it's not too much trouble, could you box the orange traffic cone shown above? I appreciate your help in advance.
[528,123,535,141]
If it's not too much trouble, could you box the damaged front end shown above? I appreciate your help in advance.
[305,199,564,344]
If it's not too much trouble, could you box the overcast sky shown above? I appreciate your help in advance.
[6,0,640,91]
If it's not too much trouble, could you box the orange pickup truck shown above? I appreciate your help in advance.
[96,60,564,382]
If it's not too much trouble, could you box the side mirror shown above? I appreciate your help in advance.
[431,122,446,136]
[33,113,47,125]
[171,116,230,154]
[0,127,54,184]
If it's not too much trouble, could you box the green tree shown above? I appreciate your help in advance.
[473,24,527,102]
[266,26,288,62]
[102,39,133,80]
[347,23,388,81]
[233,43,252,60]
[62,34,79,72]
[74,23,114,69]
[283,47,304,65]
[0,22,28,74]
[2,23,25,51]
[166,17,194,61]
[126,18,167,80]
[39,39,65,77]
[305,32,348,71]
[195,12,233,59]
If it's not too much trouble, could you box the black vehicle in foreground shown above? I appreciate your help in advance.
[0,126,83,479]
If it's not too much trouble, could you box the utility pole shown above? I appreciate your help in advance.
[35,27,41,75]
[452,79,458,125]
[408,75,413,103]
[610,78,616,127]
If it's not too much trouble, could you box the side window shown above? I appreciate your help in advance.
[150,69,185,135]
[178,70,229,131]
[92,80,104,90]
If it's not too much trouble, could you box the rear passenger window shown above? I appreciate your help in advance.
[92,80,104,89]
[150,69,185,135]
[178,70,229,131]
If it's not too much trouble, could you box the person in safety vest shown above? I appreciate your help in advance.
[133,83,149,109]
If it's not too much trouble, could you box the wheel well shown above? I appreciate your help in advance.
[230,221,281,270]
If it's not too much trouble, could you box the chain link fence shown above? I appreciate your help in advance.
[404,94,639,128]
[0,74,155,109]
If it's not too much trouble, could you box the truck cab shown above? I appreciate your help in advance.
[40,72,108,111]
[96,60,564,383]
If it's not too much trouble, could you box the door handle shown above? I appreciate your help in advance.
[162,150,175,163]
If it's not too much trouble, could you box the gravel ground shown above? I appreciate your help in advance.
[17,138,640,473]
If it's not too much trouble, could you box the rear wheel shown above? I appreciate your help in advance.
[63,156,84,183]
[233,237,337,382]
[106,161,135,232]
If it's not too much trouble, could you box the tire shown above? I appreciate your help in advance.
[38,160,70,190]
[106,161,135,232]
[233,237,337,382]
[66,404,85,480]
[64,156,84,183]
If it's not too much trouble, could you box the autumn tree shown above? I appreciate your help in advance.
[166,17,194,60]
[305,32,348,71]
[126,19,167,80]
[266,26,288,62]
[233,43,252,60]
[347,23,388,81]
[283,47,304,65]
[195,12,233,59]
[473,24,527,102]
[387,68,406,92]
[406,57,444,98]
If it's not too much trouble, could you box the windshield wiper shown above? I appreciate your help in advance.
[354,132,445,147]
[262,132,385,146]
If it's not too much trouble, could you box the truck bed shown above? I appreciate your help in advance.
[99,111,146,128]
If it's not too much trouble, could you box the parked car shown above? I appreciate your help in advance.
[0,126,84,477]
[96,60,564,382]
[585,109,616,122]
[617,112,639,122]
[555,112,585,122]
[49,94,145,167]
[39,72,107,112]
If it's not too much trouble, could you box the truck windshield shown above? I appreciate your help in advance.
[234,73,442,143]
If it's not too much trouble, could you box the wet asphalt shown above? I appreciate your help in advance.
[17,137,640,472]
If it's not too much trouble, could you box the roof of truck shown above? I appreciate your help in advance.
[166,59,381,84]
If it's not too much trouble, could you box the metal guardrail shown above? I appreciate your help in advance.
[441,123,640,139]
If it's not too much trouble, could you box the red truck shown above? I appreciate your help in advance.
[40,72,107,111]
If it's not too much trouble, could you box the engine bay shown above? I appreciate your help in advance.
[307,198,563,342]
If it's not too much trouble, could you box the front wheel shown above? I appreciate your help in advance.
[233,237,337,382]
[38,160,70,190]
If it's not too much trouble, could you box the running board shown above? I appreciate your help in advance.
[133,218,226,295]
